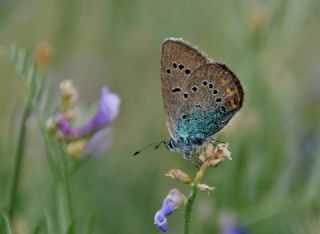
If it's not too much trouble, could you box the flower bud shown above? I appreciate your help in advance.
[197,184,215,193]
[46,117,57,132]
[67,139,87,159]
[199,153,206,164]
[209,158,225,167]
[214,143,232,160]
[248,7,266,33]
[60,80,78,111]
[205,143,214,157]
[36,43,53,68]
[165,169,192,184]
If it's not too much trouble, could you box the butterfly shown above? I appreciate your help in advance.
[134,38,244,160]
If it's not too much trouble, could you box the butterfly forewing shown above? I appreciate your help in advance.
[160,38,209,138]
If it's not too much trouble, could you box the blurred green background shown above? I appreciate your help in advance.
[1,0,320,233]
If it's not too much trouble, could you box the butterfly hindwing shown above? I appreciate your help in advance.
[176,63,244,140]
[186,63,243,113]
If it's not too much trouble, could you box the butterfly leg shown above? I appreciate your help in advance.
[183,154,202,168]
[208,137,225,146]
[183,153,192,160]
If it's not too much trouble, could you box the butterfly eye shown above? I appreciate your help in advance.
[167,140,174,149]
[166,68,171,74]
[215,98,222,103]
[202,80,208,86]
[213,89,218,94]
[185,69,191,75]
[182,115,187,119]
[179,64,184,70]
[183,93,188,99]
[209,84,213,89]
[195,138,203,145]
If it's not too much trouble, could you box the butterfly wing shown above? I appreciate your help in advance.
[160,38,210,139]
[187,63,243,113]
[176,63,244,140]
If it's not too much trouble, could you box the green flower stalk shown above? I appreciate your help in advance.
[157,143,232,233]
[8,102,32,220]
[8,43,52,221]
[184,143,231,234]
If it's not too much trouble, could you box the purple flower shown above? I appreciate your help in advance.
[76,87,120,136]
[56,115,74,137]
[55,86,120,158]
[222,224,247,234]
[154,189,186,232]
[84,127,113,158]
[154,211,168,232]
[57,87,120,139]
[220,216,248,234]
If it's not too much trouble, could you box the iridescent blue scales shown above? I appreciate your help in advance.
[177,107,231,140]
[160,38,244,156]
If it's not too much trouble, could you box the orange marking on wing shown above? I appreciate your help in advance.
[229,99,238,109]
[226,87,234,95]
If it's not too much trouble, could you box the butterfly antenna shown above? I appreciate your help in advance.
[133,139,166,156]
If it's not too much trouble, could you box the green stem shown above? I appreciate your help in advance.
[8,102,32,220]
[56,179,74,233]
[184,186,198,234]
[184,159,211,234]
[64,174,74,230]
[55,140,75,233]
[56,184,67,233]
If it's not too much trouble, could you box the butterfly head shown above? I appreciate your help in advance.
[165,136,204,154]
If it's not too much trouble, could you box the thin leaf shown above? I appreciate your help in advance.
[45,211,55,234]
[66,222,75,234]
[26,64,36,88]
[2,213,13,234]
[16,48,27,74]
[86,213,96,234]
[10,44,18,64]
[43,85,57,118]
[35,74,45,103]
[32,216,45,234]
[305,133,320,201]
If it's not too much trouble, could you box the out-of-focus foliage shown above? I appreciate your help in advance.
[0,0,320,233]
